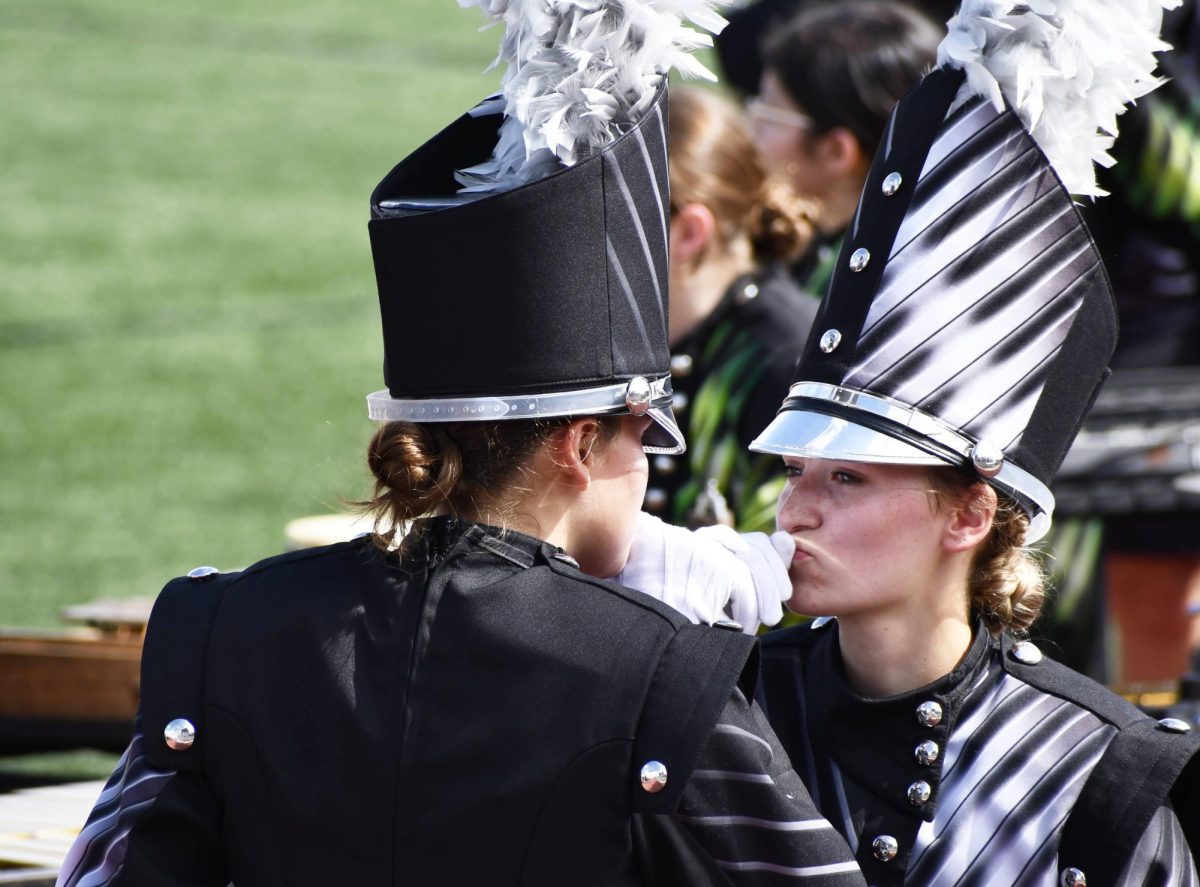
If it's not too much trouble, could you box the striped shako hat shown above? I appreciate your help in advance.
[751,0,1178,541]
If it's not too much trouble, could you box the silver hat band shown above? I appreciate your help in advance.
[777,382,1054,537]
[367,376,672,423]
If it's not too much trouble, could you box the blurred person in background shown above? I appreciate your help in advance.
[749,2,939,298]
[645,86,818,533]
[716,0,956,98]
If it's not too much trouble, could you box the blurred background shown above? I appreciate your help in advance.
[0,0,503,628]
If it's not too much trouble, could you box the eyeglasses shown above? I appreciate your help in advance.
[744,97,815,131]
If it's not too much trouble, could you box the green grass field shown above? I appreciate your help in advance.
[0,0,505,625]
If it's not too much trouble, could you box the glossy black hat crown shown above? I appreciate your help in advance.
[751,67,1119,540]
[365,84,683,453]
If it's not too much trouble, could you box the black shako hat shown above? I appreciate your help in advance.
[364,83,683,455]
[751,0,1175,541]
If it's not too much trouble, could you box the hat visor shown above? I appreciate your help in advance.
[643,405,685,456]
[750,408,948,465]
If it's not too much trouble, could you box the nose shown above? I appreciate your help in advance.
[776,475,820,533]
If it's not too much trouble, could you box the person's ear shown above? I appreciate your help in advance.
[944,483,997,554]
[813,126,866,179]
[550,418,601,489]
[669,202,717,267]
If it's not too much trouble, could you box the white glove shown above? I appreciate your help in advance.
[696,524,795,631]
[616,512,794,633]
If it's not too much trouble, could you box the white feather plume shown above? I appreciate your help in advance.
[937,0,1180,197]
[454,0,727,194]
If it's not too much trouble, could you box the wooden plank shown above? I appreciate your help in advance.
[0,781,103,872]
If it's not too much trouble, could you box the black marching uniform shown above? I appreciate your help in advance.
[59,6,866,883]
[59,521,865,886]
[759,620,1200,886]
[740,0,1200,883]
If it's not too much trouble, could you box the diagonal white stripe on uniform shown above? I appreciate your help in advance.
[678,814,833,830]
[713,721,775,753]
[716,859,866,877]
[890,126,1032,260]
[691,769,776,783]
[606,235,656,362]
[918,98,1001,182]
[867,245,1092,435]
[604,151,666,331]
[849,202,1078,386]
[859,177,1062,341]
[632,123,668,257]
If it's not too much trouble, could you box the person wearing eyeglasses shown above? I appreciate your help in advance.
[748,2,939,299]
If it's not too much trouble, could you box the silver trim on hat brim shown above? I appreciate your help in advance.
[750,382,1054,542]
[366,375,685,455]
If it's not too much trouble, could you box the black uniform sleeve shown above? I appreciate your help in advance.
[56,719,228,887]
[672,689,866,885]
[1113,802,1199,887]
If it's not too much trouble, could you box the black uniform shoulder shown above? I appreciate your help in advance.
[1004,636,1200,880]
[541,552,692,630]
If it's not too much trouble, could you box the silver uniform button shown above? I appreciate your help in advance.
[809,616,835,630]
[1061,867,1087,887]
[552,552,580,569]
[872,834,899,862]
[640,760,668,793]
[670,354,694,377]
[819,329,842,353]
[916,700,943,728]
[736,282,760,304]
[672,392,689,413]
[1011,640,1044,665]
[849,248,871,272]
[1158,717,1192,733]
[711,619,743,632]
[882,171,903,196]
[164,718,196,751]
[187,566,220,580]
[907,780,931,805]
[653,455,677,475]
[644,488,668,511]
[915,740,939,766]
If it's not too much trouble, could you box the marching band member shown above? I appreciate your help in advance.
[747,0,1200,882]
[56,0,864,883]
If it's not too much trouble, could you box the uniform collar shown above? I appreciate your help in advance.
[411,517,567,570]
[807,619,996,824]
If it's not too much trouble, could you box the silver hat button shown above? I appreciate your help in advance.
[915,740,939,766]
[640,760,668,793]
[882,171,903,196]
[1061,867,1087,887]
[907,780,931,806]
[670,354,694,377]
[625,376,652,416]
[916,700,943,728]
[1158,717,1192,733]
[186,566,219,580]
[970,439,1005,477]
[819,329,842,353]
[872,834,899,862]
[849,248,871,273]
[164,718,196,751]
[1011,640,1043,665]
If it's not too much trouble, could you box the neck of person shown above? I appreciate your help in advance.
[668,238,757,347]
[812,176,866,239]
[835,577,976,699]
